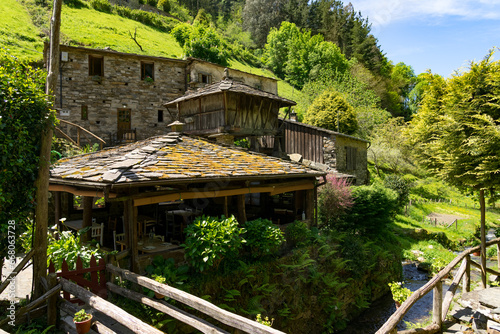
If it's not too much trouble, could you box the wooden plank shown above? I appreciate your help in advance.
[463,254,471,292]
[442,258,467,321]
[432,281,442,329]
[237,194,246,224]
[107,283,230,334]
[60,278,164,334]
[469,259,500,276]
[0,250,33,295]
[48,185,117,199]
[106,265,287,334]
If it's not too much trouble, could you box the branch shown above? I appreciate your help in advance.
[129,28,143,51]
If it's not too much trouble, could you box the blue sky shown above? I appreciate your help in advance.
[347,0,500,77]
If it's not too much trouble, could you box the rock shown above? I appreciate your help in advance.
[288,153,302,162]
[472,311,488,331]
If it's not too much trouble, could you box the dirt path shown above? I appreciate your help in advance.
[426,212,467,225]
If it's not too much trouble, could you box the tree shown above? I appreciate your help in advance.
[304,89,358,134]
[407,50,500,287]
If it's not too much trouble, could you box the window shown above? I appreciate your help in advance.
[198,73,212,84]
[158,110,164,122]
[346,146,357,170]
[141,62,154,81]
[89,55,104,76]
[81,105,88,120]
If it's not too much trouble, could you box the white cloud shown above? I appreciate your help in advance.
[349,0,500,27]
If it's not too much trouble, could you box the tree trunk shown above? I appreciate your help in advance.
[479,189,487,289]
[32,0,61,299]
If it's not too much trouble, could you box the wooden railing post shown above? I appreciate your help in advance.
[47,273,58,326]
[497,242,500,272]
[463,255,471,293]
[432,281,442,329]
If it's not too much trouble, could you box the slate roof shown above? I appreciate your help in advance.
[50,133,324,186]
[164,79,296,108]
[280,118,370,143]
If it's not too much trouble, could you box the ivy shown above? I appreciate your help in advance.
[0,49,56,260]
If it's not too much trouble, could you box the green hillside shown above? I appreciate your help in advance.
[2,0,300,99]
[0,0,44,61]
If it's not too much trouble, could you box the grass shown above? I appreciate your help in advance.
[61,5,183,58]
[0,0,44,61]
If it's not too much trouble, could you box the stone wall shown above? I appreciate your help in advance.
[55,46,186,144]
[323,136,337,169]
[334,135,369,185]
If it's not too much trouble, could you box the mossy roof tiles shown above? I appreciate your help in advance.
[50,134,323,185]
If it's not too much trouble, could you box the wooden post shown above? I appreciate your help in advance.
[54,191,61,226]
[432,281,442,329]
[124,199,139,272]
[236,195,246,224]
[305,188,314,227]
[223,196,229,218]
[497,242,500,274]
[33,0,62,299]
[81,196,93,242]
[47,273,58,326]
[479,189,487,289]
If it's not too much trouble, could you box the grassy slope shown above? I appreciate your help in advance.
[1,0,44,61]
[61,5,183,58]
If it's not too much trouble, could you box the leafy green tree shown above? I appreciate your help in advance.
[407,50,500,287]
[0,50,54,267]
[303,89,358,134]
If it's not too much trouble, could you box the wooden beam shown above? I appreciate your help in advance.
[124,199,139,273]
[54,127,78,146]
[0,250,33,295]
[133,181,315,207]
[106,265,286,334]
[58,119,106,145]
[469,258,500,276]
[237,194,246,224]
[54,191,61,226]
[60,278,163,334]
[82,196,93,242]
[442,258,467,321]
[49,184,117,199]
[223,196,229,217]
[107,283,229,334]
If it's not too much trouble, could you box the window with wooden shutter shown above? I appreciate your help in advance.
[346,146,357,170]
[89,55,104,76]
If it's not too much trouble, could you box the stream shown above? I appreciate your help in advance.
[339,262,439,333]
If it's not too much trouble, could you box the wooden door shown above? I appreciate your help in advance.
[117,108,131,139]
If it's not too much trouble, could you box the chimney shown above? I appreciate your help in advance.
[167,120,185,133]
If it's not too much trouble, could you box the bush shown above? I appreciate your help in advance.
[383,174,411,211]
[243,218,284,257]
[89,0,112,13]
[342,184,398,235]
[183,215,245,272]
[285,220,311,248]
[157,0,170,12]
[145,256,189,293]
[318,174,353,229]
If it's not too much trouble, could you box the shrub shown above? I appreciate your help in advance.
[157,0,170,12]
[285,220,311,248]
[145,256,188,294]
[342,184,398,235]
[89,0,112,13]
[183,215,245,272]
[243,218,284,257]
[318,174,353,229]
[383,174,411,211]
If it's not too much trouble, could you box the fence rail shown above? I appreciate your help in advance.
[376,237,500,334]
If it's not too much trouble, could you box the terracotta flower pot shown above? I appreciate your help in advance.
[473,251,480,256]
[155,291,165,299]
[74,315,92,334]
[394,301,401,309]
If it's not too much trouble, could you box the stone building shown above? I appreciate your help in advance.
[45,44,278,145]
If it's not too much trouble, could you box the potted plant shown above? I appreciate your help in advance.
[153,274,166,299]
[388,282,412,309]
[144,76,154,84]
[73,309,92,334]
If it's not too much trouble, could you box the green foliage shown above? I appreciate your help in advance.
[113,5,176,32]
[0,50,55,259]
[157,0,170,12]
[47,229,103,271]
[383,174,411,211]
[89,0,112,13]
[234,138,250,148]
[183,215,245,272]
[303,89,358,134]
[171,23,229,65]
[318,175,353,229]
[341,184,399,235]
[13,318,56,334]
[264,21,349,89]
[243,218,284,258]
[145,256,189,288]
[73,309,92,322]
[255,314,274,327]
[388,281,412,304]
[284,220,311,248]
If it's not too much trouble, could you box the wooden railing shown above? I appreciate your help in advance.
[56,119,106,149]
[377,237,500,334]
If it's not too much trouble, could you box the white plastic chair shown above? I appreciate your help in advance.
[91,223,104,246]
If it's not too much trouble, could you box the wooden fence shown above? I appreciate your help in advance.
[1,252,285,334]
[376,237,500,334]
